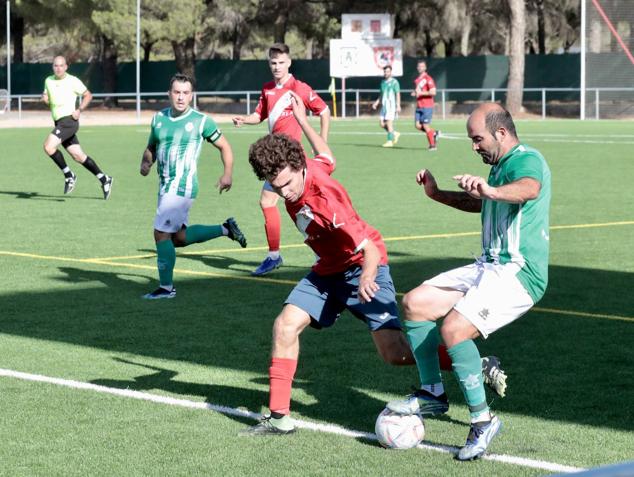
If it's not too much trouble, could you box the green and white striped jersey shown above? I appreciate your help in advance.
[380,78,400,112]
[148,107,222,199]
[481,144,551,303]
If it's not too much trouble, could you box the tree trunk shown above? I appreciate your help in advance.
[10,11,24,63]
[172,37,196,79]
[460,14,471,56]
[506,0,525,114]
[272,7,289,44]
[536,0,546,54]
[101,34,118,108]
[142,42,154,62]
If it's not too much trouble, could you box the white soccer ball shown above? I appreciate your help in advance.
[375,408,425,449]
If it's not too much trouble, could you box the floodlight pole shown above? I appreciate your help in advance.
[6,0,11,111]
[135,0,141,122]
[580,0,586,120]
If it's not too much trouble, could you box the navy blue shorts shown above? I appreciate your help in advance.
[285,265,402,332]
[415,107,434,125]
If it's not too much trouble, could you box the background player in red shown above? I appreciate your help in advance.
[232,43,330,276]
[413,59,439,151]
[240,92,506,436]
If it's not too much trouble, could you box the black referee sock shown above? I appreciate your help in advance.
[81,156,107,183]
[49,150,72,177]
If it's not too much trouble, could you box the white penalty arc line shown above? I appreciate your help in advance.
[0,367,584,474]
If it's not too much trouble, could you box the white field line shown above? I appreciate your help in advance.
[0,367,584,474]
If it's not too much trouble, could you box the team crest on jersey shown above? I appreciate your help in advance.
[373,47,394,69]
[185,122,194,132]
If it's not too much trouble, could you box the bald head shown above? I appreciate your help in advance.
[52,56,68,79]
[467,103,519,165]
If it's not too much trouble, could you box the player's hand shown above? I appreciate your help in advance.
[72,109,81,120]
[416,169,439,198]
[453,174,493,199]
[288,91,307,123]
[371,101,378,110]
[358,274,380,304]
[216,174,232,193]
[232,116,244,127]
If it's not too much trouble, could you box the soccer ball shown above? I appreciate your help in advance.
[375,408,425,449]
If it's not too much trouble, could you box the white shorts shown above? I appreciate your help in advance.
[380,108,397,121]
[153,193,194,233]
[424,262,534,339]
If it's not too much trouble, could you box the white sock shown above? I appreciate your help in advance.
[471,411,492,424]
[268,251,280,260]
[221,225,229,236]
[160,284,174,292]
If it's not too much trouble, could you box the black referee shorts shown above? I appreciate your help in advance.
[52,116,80,148]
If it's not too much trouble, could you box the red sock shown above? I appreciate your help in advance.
[269,357,297,415]
[262,206,281,252]
[426,129,436,147]
[438,344,452,371]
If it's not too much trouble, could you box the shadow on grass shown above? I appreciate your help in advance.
[1,256,632,433]
[0,190,103,201]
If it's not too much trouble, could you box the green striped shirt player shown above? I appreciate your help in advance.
[372,65,401,147]
[481,143,551,302]
[140,73,246,300]
[386,103,551,462]
[148,107,222,199]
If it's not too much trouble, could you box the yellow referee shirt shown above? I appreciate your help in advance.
[44,74,87,121]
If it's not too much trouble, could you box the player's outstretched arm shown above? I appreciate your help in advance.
[416,169,481,213]
[41,92,49,105]
[211,135,234,193]
[289,91,331,157]
[232,112,261,127]
[358,239,381,304]
[319,107,331,142]
[140,146,155,176]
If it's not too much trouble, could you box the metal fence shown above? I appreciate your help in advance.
[5,87,634,121]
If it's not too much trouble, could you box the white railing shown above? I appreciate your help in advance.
[6,87,634,121]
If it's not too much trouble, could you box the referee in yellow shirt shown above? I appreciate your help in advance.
[42,55,113,199]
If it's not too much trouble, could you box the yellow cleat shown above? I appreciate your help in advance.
[393,131,401,145]
[382,140,394,148]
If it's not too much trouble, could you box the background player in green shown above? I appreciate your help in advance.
[372,65,401,148]
[387,103,551,461]
[42,55,113,199]
[139,73,247,300]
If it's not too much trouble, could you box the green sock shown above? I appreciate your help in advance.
[387,131,394,141]
[404,321,442,386]
[447,340,489,419]
[156,239,176,287]
[185,224,223,245]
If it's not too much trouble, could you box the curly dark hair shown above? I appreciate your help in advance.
[249,134,306,181]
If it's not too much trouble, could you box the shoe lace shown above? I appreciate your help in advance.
[467,423,485,443]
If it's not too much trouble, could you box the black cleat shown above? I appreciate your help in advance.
[101,175,113,200]
[224,217,247,248]
[64,173,77,195]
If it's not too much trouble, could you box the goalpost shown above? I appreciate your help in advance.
[581,0,634,119]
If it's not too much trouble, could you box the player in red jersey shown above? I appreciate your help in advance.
[240,92,506,436]
[413,59,439,151]
[232,43,330,276]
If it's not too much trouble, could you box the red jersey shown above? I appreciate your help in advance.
[255,75,328,142]
[285,154,388,275]
[414,73,436,108]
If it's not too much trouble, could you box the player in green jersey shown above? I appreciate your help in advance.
[372,65,401,148]
[139,74,247,300]
[387,103,551,461]
[42,56,113,199]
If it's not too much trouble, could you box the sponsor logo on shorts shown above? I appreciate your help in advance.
[378,312,390,321]
[478,308,490,320]
[164,219,171,226]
